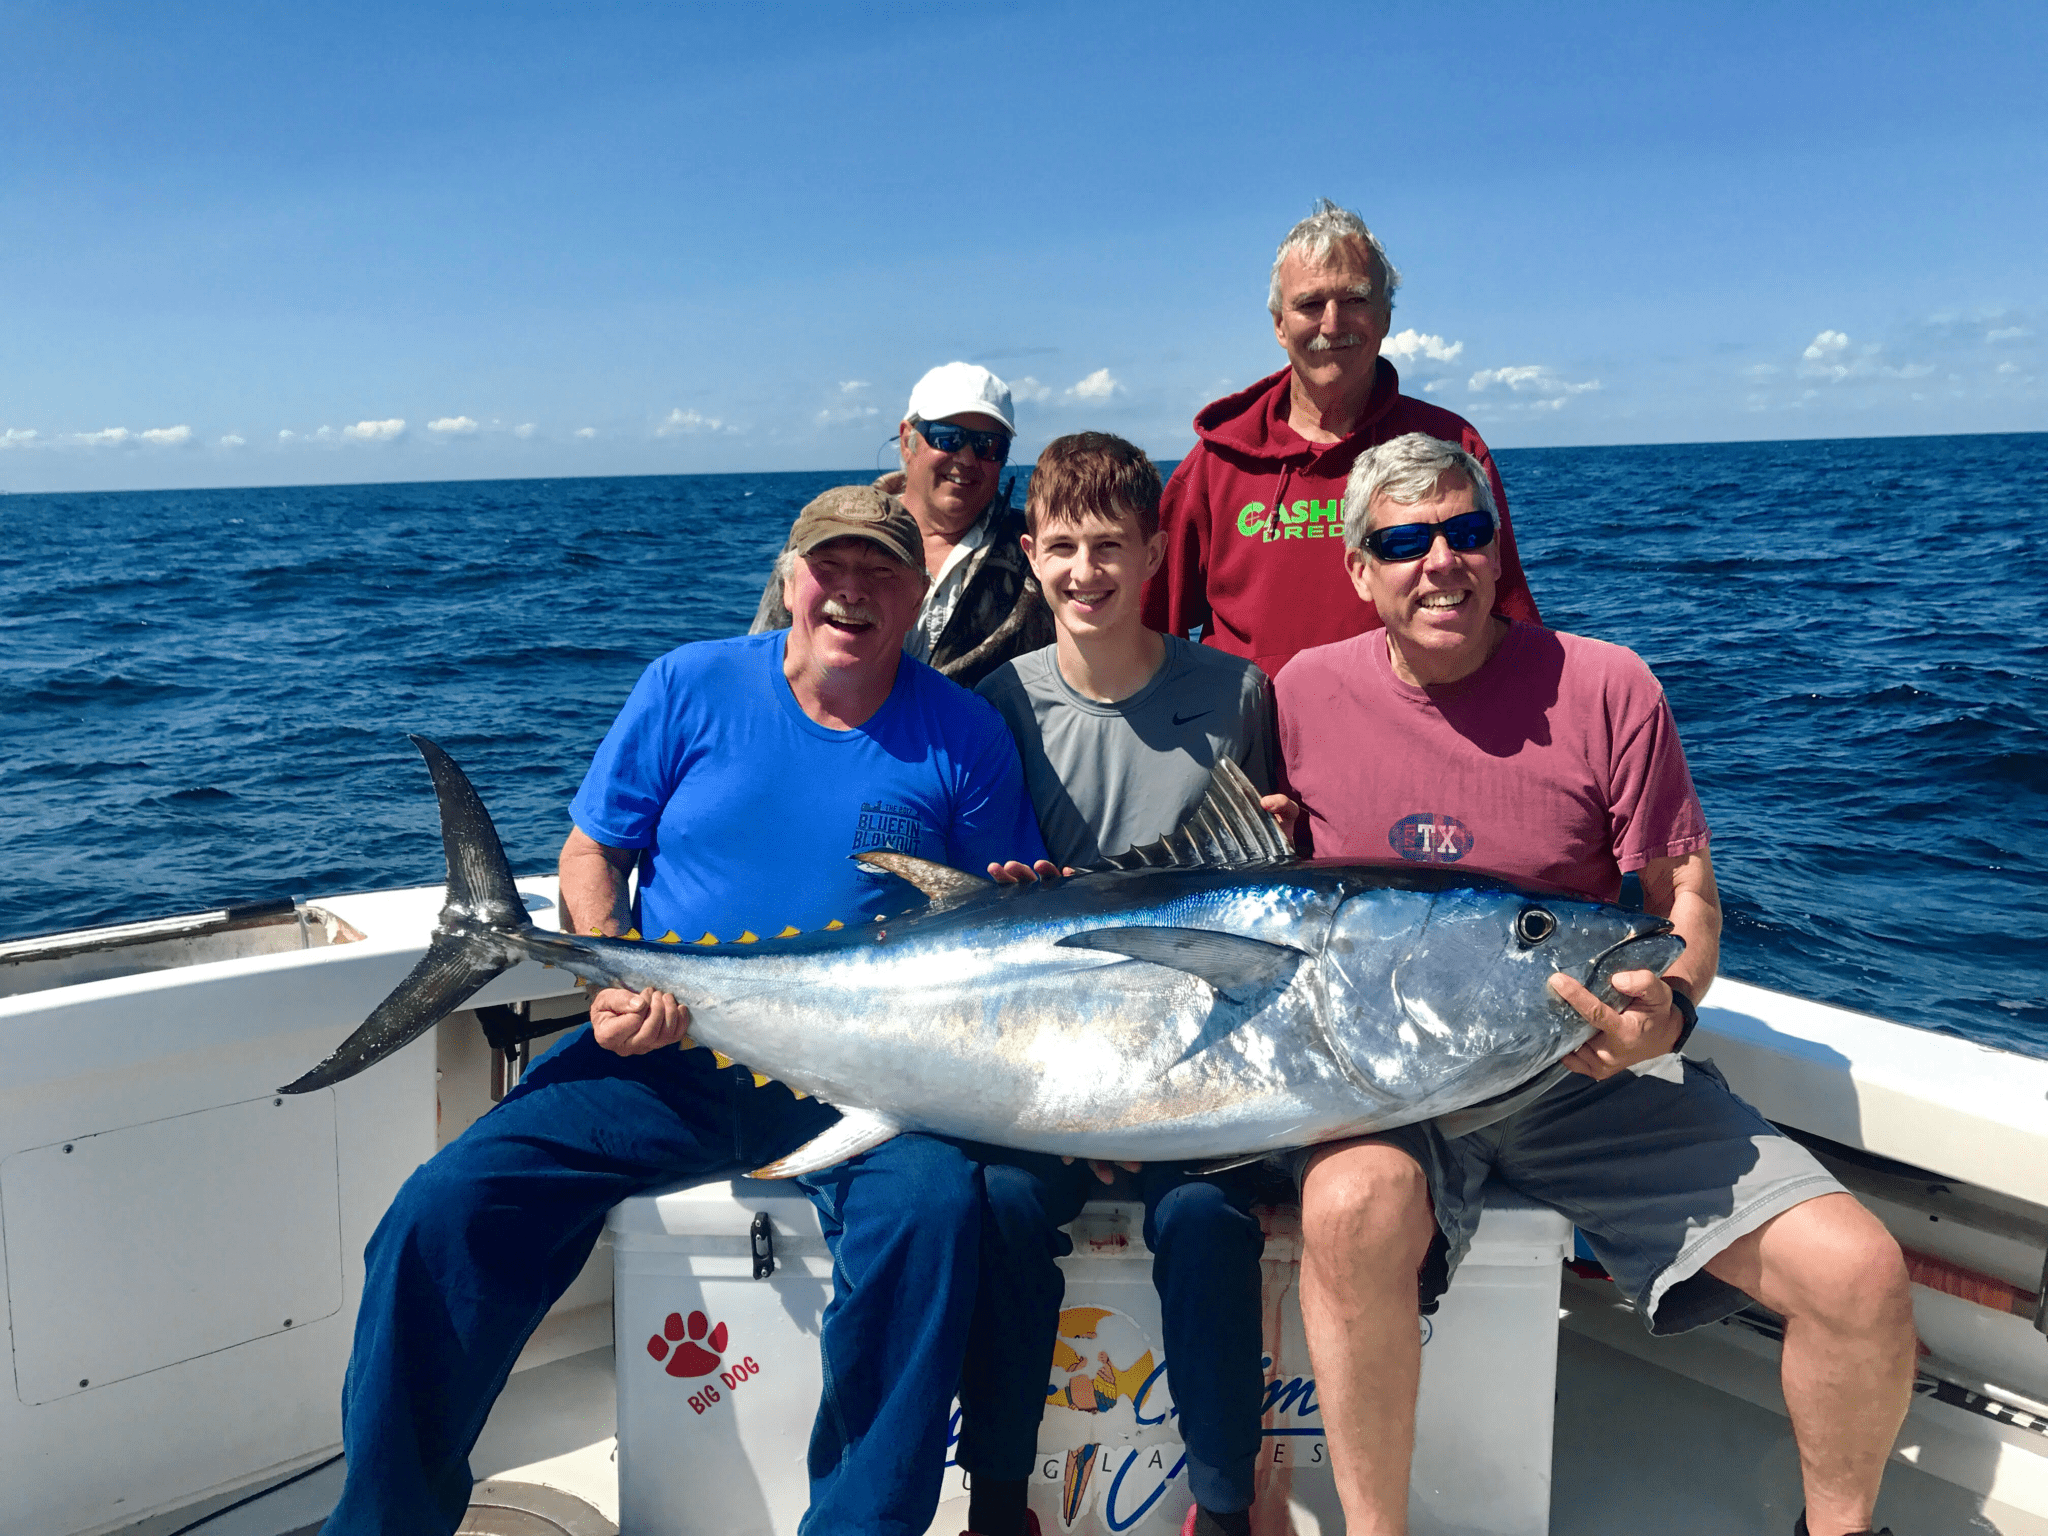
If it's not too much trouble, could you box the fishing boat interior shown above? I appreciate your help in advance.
[3,878,2045,1536]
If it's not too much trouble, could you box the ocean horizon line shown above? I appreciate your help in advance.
[6,425,2047,502]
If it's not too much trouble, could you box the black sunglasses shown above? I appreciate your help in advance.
[1363,509,1497,563]
[914,419,1011,464]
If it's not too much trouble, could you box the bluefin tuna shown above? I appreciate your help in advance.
[283,737,1683,1174]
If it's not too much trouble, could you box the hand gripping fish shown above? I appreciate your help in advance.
[282,737,1682,1176]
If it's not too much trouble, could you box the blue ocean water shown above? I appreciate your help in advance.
[3,435,2043,1057]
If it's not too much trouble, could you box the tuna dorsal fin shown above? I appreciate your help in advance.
[1056,925,1305,1001]
[749,1106,901,1179]
[853,851,994,904]
[1096,757,1290,872]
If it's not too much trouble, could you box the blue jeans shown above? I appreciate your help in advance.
[953,1158,1268,1515]
[326,1028,980,1536]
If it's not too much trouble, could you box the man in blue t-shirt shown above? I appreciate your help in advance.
[329,486,1051,1536]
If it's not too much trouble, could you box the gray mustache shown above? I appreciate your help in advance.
[1306,333,1364,353]
[822,599,880,626]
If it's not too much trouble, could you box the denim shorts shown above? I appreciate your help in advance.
[1299,1055,1844,1335]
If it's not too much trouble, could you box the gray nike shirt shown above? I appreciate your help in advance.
[976,635,1275,869]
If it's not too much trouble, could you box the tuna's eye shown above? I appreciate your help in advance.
[1515,907,1557,946]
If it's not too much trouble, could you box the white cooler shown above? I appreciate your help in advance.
[609,1175,1570,1536]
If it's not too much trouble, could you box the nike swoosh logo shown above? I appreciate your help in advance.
[1172,711,1212,726]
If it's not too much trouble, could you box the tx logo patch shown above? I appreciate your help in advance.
[1388,813,1473,863]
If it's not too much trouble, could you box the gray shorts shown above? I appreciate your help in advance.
[1300,1056,1845,1335]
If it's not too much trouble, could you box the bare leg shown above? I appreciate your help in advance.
[1703,1192,1916,1536]
[1298,1139,1438,1536]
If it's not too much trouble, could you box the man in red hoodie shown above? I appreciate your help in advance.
[1142,199,1541,678]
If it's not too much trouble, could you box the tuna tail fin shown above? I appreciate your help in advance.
[280,736,529,1094]
[413,734,530,931]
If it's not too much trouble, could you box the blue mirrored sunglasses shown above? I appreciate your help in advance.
[914,419,1011,464]
[1363,509,1497,563]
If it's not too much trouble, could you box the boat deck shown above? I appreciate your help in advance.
[125,1274,2048,1536]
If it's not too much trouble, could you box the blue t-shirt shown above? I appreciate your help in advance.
[569,630,1047,944]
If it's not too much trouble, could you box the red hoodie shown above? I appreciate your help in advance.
[1142,359,1541,679]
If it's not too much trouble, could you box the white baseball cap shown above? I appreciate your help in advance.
[904,362,1015,434]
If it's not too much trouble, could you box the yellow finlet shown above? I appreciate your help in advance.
[790,1088,810,1100]
[623,928,641,941]
[677,1033,700,1050]
[587,926,604,937]
[825,918,844,930]
[736,930,759,944]
[694,932,718,946]
[658,930,682,944]
[711,1050,733,1070]
[750,1072,770,1088]
[777,925,800,938]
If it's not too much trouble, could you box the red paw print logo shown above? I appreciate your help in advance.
[647,1309,727,1378]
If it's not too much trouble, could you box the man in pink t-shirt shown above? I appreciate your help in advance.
[1275,434,1915,1536]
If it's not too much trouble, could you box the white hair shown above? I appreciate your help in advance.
[1267,198,1401,318]
[1342,433,1495,550]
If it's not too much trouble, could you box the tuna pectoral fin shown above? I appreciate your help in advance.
[280,931,512,1094]
[1056,927,1306,1002]
[750,1107,902,1179]
[1432,1062,1575,1139]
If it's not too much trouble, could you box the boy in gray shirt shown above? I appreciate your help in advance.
[957,434,1288,1536]
[977,622,1274,867]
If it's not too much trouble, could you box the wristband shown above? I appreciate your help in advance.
[1665,980,1699,1055]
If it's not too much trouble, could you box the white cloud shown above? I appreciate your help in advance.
[1465,366,1601,410]
[1068,368,1121,400]
[816,381,881,428]
[428,416,479,435]
[514,422,537,439]
[0,427,38,448]
[1011,376,1053,404]
[1987,326,2029,343]
[313,426,339,442]
[139,424,191,446]
[1381,329,1464,365]
[1797,329,1940,384]
[1998,362,2021,375]
[68,427,130,446]
[343,418,406,441]
[816,404,879,426]
[218,433,245,448]
[1421,379,1451,394]
[1799,330,1852,380]
[575,427,597,439]
[279,429,298,442]
[656,407,732,436]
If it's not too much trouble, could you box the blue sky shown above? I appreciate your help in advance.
[3,0,2043,492]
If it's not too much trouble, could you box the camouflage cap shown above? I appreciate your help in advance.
[784,485,925,575]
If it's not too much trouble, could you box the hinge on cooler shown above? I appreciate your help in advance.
[751,1211,775,1280]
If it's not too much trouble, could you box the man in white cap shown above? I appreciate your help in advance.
[757,362,1054,687]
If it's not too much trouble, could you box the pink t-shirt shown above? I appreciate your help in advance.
[1275,622,1709,902]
